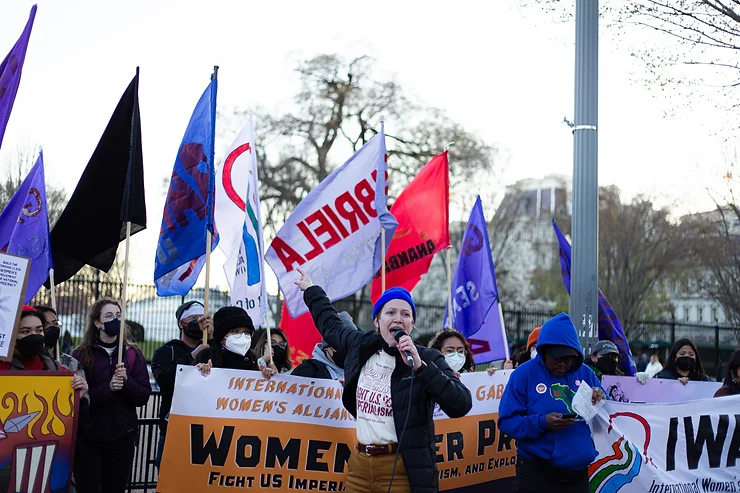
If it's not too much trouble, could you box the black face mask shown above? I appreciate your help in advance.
[44,325,60,347]
[101,319,121,337]
[676,356,696,373]
[273,345,288,366]
[595,357,618,375]
[182,320,202,339]
[16,334,45,358]
[330,349,346,369]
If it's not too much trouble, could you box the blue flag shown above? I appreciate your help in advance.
[444,196,508,364]
[552,219,637,376]
[0,5,36,150]
[0,150,51,302]
[154,79,218,296]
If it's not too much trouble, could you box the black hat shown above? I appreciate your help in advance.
[544,344,581,360]
[213,306,254,343]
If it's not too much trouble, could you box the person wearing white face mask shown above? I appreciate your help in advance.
[428,329,475,377]
[196,306,277,379]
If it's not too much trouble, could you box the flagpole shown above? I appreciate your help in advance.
[49,268,59,363]
[498,302,510,360]
[445,142,454,330]
[117,221,132,364]
[381,229,387,292]
[203,65,219,346]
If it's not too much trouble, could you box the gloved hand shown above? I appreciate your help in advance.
[636,372,649,384]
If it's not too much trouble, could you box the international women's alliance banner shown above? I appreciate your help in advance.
[159,368,740,493]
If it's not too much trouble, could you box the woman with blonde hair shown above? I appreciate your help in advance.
[72,298,151,493]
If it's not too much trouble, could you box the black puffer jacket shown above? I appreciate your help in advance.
[304,286,472,493]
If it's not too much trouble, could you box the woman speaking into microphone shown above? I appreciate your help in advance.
[294,268,472,493]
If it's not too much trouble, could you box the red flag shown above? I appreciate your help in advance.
[370,151,450,302]
[279,299,321,367]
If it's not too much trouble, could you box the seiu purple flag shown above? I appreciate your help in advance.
[444,196,507,364]
[154,78,218,296]
[0,150,51,302]
[0,5,36,149]
[552,218,637,376]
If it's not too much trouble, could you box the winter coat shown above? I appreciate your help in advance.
[654,368,712,381]
[152,339,198,433]
[72,344,151,443]
[304,286,472,493]
[291,358,333,380]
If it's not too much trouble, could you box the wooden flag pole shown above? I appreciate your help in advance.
[498,302,510,361]
[118,221,132,364]
[445,142,455,330]
[203,230,212,345]
[49,268,59,363]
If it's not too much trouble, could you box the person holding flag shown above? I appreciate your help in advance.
[295,268,472,493]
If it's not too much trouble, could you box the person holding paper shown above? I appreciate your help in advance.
[294,268,472,493]
[498,313,606,493]
[653,338,712,385]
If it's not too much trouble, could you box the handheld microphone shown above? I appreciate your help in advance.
[393,329,414,367]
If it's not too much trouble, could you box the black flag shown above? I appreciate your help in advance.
[49,69,146,284]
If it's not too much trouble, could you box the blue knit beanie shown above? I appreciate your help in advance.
[372,287,416,321]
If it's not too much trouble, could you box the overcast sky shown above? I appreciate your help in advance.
[0,0,732,290]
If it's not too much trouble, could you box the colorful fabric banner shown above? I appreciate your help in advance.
[0,5,36,149]
[370,151,449,302]
[601,375,722,404]
[552,219,637,376]
[443,196,507,364]
[589,395,740,493]
[0,151,51,302]
[157,367,518,492]
[215,116,267,324]
[265,124,396,317]
[0,371,79,493]
[155,79,218,296]
[279,300,321,367]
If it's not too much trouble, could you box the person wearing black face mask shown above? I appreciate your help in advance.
[151,300,214,470]
[255,327,293,374]
[35,305,61,356]
[292,312,358,382]
[654,338,711,385]
[585,340,623,381]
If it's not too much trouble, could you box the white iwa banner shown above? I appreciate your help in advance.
[589,396,740,493]
[214,116,267,324]
[265,123,397,317]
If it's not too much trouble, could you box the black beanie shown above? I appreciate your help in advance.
[213,306,254,343]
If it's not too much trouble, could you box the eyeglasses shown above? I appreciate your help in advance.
[101,313,122,321]
[271,340,288,349]
[443,348,466,356]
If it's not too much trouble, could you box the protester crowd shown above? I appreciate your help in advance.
[4,282,738,493]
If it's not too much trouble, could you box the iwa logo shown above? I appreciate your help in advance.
[589,412,655,493]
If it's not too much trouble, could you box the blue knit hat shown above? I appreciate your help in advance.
[372,287,416,321]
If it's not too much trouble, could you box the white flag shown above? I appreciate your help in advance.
[266,123,397,317]
[214,116,267,324]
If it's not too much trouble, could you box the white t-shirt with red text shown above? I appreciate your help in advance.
[356,350,397,445]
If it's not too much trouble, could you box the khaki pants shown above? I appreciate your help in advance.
[345,447,412,493]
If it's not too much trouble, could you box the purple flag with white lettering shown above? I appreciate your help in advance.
[0,5,37,149]
[444,196,508,364]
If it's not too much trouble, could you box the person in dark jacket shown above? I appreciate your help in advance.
[255,327,293,374]
[714,349,740,397]
[34,305,62,358]
[151,300,213,469]
[295,268,472,493]
[72,298,152,493]
[498,313,606,493]
[292,311,359,382]
[654,338,712,385]
[585,340,624,381]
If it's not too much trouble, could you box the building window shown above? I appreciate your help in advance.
[697,307,704,323]
[684,307,690,322]
[712,307,718,323]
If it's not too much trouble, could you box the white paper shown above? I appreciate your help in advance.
[0,252,30,360]
[572,380,605,423]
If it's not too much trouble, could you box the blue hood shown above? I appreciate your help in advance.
[536,313,584,371]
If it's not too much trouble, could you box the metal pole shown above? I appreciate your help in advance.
[570,0,599,353]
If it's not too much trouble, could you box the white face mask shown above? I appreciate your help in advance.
[530,347,538,359]
[445,353,466,372]
[224,333,250,356]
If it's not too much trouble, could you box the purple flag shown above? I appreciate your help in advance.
[0,150,52,302]
[0,5,37,149]
[444,196,508,364]
[552,218,637,376]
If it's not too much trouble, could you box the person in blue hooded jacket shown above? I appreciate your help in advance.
[498,313,606,493]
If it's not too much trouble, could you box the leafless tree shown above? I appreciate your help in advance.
[225,54,497,233]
